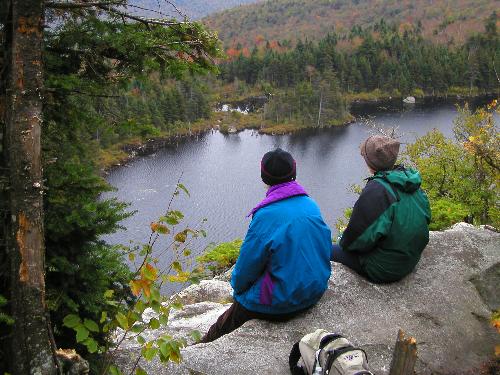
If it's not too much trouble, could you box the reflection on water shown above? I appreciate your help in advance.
[102,101,494,292]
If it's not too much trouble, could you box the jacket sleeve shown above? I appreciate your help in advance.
[339,180,396,253]
[231,216,270,294]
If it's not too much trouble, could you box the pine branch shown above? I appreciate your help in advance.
[44,87,121,98]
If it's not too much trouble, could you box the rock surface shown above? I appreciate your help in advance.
[116,223,500,374]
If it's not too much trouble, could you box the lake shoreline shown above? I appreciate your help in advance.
[101,93,497,173]
[102,101,494,293]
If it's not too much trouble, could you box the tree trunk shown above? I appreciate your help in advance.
[0,0,12,370]
[4,0,57,373]
[317,92,323,127]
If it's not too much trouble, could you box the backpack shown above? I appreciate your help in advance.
[289,329,373,375]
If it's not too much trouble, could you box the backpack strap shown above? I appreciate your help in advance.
[370,173,401,202]
[319,334,344,349]
[324,345,370,374]
[289,341,306,375]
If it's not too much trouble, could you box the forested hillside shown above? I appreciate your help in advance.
[129,0,261,19]
[222,16,499,94]
[204,0,500,48]
[217,14,499,133]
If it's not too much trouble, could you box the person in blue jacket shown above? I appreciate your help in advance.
[200,148,333,343]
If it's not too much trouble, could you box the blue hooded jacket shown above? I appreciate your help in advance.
[231,194,332,314]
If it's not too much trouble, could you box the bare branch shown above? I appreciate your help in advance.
[361,115,404,140]
[493,59,500,85]
[160,0,186,19]
[46,1,188,28]
[155,40,204,47]
[96,4,187,27]
[140,0,187,19]
[45,1,124,9]
[124,3,175,19]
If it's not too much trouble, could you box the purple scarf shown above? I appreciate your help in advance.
[247,181,308,217]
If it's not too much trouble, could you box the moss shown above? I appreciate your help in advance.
[98,147,129,168]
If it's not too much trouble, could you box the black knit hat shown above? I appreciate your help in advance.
[261,148,296,186]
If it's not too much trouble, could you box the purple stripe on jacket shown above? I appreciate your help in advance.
[259,270,275,305]
[247,181,308,217]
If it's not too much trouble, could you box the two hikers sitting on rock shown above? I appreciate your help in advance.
[200,136,431,343]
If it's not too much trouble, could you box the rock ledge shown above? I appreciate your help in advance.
[117,223,500,374]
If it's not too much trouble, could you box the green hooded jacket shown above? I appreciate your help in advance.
[339,166,431,282]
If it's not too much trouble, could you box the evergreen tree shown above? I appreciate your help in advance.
[0,1,221,371]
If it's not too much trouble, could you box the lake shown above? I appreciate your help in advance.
[102,98,492,290]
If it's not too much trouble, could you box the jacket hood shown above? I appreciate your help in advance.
[372,166,422,193]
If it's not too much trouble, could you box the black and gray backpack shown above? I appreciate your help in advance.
[289,329,373,375]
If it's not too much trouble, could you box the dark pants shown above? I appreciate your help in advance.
[200,301,304,343]
[331,244,367,277]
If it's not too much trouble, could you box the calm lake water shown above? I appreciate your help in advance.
[102,98,493,290]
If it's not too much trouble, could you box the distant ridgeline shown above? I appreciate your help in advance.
[219,15,499,98]
[204,0,498,48]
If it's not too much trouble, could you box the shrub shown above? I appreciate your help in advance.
[62,182,208,374]
[428,198,469,230]
[403,101,499,229]
[197,239,243,276]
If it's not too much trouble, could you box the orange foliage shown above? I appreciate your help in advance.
[254,34,265,44]
[336,39,354,51]
[130,263,158,297]
[226,48,240,58]
[269,40,280,50]
[350,36,363,49]
[205,0,497,50]
[398,22,413,34]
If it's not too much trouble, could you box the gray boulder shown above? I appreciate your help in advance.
[115,223,500,374]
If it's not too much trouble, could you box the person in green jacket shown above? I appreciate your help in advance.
[331,135,431,283]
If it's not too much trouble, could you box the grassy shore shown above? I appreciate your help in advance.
[98,110,354,169]
[346,87,499,103]
[99,86,497,169]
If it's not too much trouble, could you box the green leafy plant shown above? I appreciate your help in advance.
[0,295,14,326]
[62,182,207,374]
[334,208,353,239]
[197,239,243,276]
[334,183,361,238]
[428,198,469,230]
[403,101,499,230]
